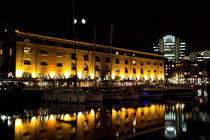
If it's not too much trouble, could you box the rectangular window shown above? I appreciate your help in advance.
[71,63,76,70]
[40,50,48,55]
[57,63,63,67]
[24,47,32,54]
[24,60,31,65]
[41,61,48,66]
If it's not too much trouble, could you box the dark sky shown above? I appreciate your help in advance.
[1,1,210,54]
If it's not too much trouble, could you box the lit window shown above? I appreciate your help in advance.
[132,60,136,65]
[133,54,135,57]
[116,52,119,55]
[24,60,31,65]
[24,47,32,53]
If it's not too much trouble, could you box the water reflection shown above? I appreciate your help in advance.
[1,95,210,139]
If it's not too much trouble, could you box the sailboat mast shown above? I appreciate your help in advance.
[110,24,113,82]
[94,27,96,84]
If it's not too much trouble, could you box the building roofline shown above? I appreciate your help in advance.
[15,30,164,58]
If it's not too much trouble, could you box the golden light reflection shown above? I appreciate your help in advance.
[90,109,95,116]
[90,73,94,79]
[49,114,55,121]
[112,73,116,79]
[120,74,124,80]
[77,72,82,79]
[15,118,22,126]
[31,116,36,123]
[78,112,83,118]
[64,114,71,121]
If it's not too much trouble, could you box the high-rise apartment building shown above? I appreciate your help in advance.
[153,35,186,62]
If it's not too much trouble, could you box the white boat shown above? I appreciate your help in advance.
[41,88,85,103]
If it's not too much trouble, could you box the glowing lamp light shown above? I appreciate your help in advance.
[49,72,55,79]
[137,74,140,80]
[151,75,154,81]
[144,75,148,80]
[77,72,82,79]
[64,114,71,121]
[151,105,155,110]
[64,71,70,79]
[129,75,133,80]
[81,18,86,24]
[112,109,116,114]
[111,73,115,80]
[90,73,94,79]
[16,69,23,78]
[162,76,165,80]
[15,118,22,126]
[120,74,124,80]
[32,72,36,78]
[31,116,36,123]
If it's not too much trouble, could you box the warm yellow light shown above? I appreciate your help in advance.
[137,107,141,112]
[151,105,155,110]
[78,112,83,118]
[129,75,133,80]
[151,75,154,81]
[90,109,95,116]
[15,118,22,126]
[64,71,70,79]
[90,73,94,79]
[49,114,55,121]
[32,72,36,78]
[49,72,55,79]
[16,69,23,78]
[64,114,71,121]
[137,74,140,80]
[120,74,124,80]
[162,76,165,80]
[31,116,36,123]
[77,72,82,79]
[112,109,116,114]
[112,73,115,79]
[121,107,125,112]
[144,75,148,80]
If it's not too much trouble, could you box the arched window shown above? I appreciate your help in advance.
[84,64,88,71]
[125,59,128,65]
[116,67,120,73]
[133,68,136,73]
[125,67,128,73]
[141,68,143,74]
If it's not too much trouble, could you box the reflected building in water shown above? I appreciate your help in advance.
[11,104,165,140]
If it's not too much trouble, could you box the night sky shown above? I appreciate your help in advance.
[1,1,210,54]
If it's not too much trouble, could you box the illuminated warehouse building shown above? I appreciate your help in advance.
[0,27,164,86]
